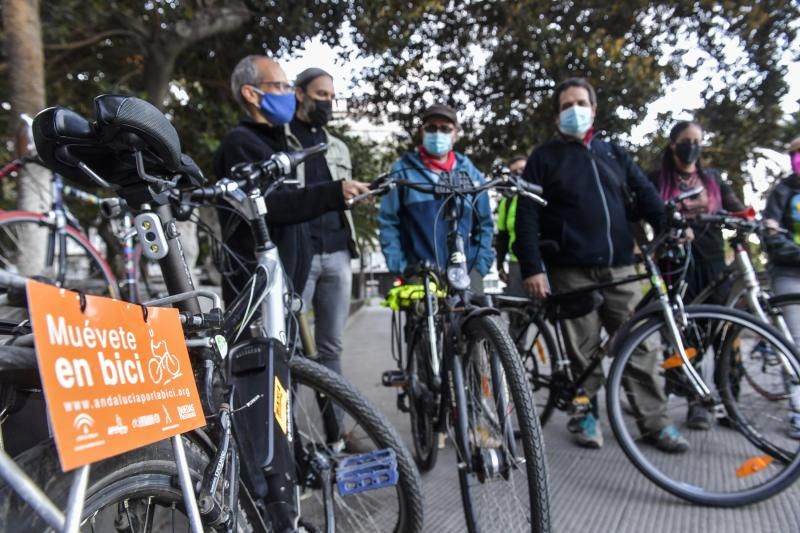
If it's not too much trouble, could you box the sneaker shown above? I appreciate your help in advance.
[571,413,603,449]
[789,413,800,440]
[686,405,711,430]
[329,432,372,455]
[650,425,690,453]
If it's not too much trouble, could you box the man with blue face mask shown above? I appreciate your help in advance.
[378,104,494,290]
[515,78,690,453]
[214,55,368,310]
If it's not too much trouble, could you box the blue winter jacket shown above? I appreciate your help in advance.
[378,150,495,276]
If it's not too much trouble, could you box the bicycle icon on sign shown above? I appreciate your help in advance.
[146,328,182,385]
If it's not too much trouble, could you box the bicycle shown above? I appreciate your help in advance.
[0,95,424,532]
[351,167,551,532]
[0,155,168,303]
[496,189,800,506]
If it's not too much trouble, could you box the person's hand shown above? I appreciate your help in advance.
[498,268,508,283]
[523,273,550,299]
[764,218,780,236]
[341,180,370,203]
[683,227,695,242]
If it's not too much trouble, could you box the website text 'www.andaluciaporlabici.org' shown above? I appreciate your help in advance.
[62,386,193,413]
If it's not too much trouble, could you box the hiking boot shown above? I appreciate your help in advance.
[686,405,711,430]
[650,425,690,453]
[570,413,603,449]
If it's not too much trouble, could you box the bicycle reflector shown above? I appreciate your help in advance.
[662,347,698,369]
[736,455,773,478]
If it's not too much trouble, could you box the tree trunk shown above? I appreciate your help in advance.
[3,0,51,277]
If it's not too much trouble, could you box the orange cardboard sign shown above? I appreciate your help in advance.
[26,280,205,471]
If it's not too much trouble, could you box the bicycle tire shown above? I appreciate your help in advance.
[0,212,119,299]
[606,304,800,506]
[456,315,550,533]
[407,320,440,472]
[290,356,425,533]
[0,436,254,532]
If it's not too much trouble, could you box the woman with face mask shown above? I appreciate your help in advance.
[651,120,745,429]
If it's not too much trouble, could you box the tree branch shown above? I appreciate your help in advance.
[45,29,137,51]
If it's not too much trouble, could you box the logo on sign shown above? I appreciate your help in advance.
[177,404,197,421]
[146,327,182,385]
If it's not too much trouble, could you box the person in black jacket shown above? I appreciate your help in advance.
[651,120,745,430]
[763,136,800,439]
[213,55,368,306]
[515,77,689,452]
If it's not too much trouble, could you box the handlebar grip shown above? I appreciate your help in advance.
[517,180,543,196]
[286,143,328,168]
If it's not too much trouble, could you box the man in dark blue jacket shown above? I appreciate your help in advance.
[515,78,689,452]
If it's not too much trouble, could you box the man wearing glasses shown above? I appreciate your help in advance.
[213,55,368,311]
[378,104,494,291]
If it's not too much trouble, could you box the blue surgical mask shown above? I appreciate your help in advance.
[253,87,296,125]
[558,105,593,137]
[423,131,453,156]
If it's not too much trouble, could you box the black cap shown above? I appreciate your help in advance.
[295,67,333,90]
[421,103,458,126]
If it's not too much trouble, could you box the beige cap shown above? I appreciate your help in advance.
[790,137,800,153]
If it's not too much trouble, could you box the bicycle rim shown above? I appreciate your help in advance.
[457,315,550,533]
[606,305,800,506]
[0,212,118,298]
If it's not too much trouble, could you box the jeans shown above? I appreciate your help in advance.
[302,250,352,441]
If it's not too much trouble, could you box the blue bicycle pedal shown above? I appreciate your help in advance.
[335,449,399,496]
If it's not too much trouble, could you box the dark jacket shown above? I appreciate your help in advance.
[213,119,345,304]
[764,173,800,236]
[515,135,664,278]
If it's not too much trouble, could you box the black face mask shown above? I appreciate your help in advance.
[304,96,333,126]
[675,143,701,165]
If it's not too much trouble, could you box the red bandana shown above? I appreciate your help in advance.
[418,145,455,172]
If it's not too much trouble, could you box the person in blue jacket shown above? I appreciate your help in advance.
[378,103,494,289]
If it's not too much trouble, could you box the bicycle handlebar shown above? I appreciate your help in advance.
[346,172,546,207]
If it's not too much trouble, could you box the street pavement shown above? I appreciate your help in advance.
[341,304,800,533]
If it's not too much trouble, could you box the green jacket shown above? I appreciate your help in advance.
[285,124,359,258]
[496,195,518,263]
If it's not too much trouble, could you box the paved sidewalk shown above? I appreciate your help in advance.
[341,304,800,533]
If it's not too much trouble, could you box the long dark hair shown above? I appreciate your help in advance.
[657,120,721,213]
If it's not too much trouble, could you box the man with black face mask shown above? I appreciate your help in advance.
[286,68,358,403]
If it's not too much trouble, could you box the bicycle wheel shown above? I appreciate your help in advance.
[606,304,800,506]
[456,315,550,533]
[290,356,424,533]
[514,313,559,426]
[0,212,119,298]
[407,318,440,471]
[0,436,254,531]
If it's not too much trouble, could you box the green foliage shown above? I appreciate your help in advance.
[351,0,799,180]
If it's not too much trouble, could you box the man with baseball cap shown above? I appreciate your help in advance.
[378,103,494,289]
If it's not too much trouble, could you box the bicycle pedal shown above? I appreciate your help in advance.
[382,370,407,387]
[335,449,399,497]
